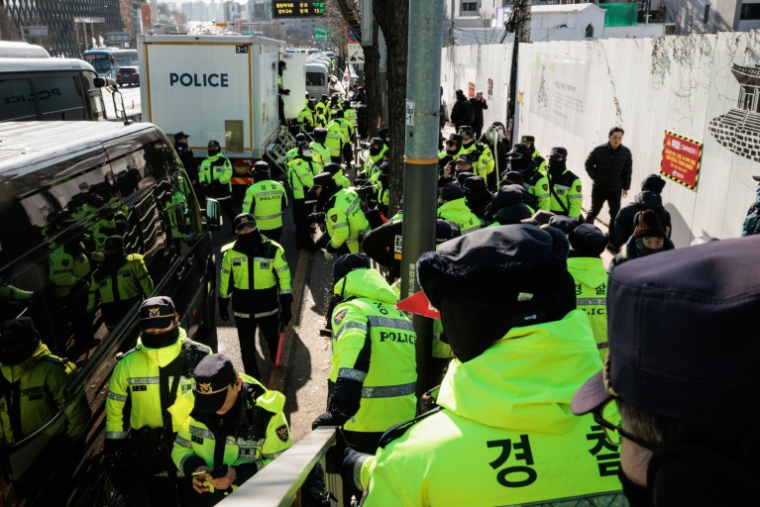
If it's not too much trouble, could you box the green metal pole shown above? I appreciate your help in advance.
[400,0,443,399]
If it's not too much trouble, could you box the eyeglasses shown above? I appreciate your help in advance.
[591,399,656,451]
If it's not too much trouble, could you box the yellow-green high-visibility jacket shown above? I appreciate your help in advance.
[86,254,154,315]
[437,198,481,234]
[105,329,212,441]
[287,158,320,200]
[532,146,548,175]
[316,101,331,123]
[335,171,351,188]
[171,374,292,484]
[310,141,332,169]
[330,269,417,433]
[568,256,609,362]
[325,188,370,253]
[364,146,387,176]
[525,170,551,211]
[336,118,353,144]
[326,121,344,158]
[549,169,583,220]
[49,242,91,298]
[242,180,288,231]
[284,147,300,167]
[343,108,357,130]
[0,282,33,306]
[314,112,328,129]
[297,106,314,128]
[460,142,495,179]
[166,189,190,239]
[362,310,623,506]
[0,342,88,445]
[90,217,119,252]
[199,152,233,200]
[219,237,291,319]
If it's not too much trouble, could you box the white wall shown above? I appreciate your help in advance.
[517,32,760,243]
[604,24,666,38]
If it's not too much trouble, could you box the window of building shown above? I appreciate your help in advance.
[703,4,711,23]
[461,1,479,12]
[585,23,594,38]
[740,2,760,19]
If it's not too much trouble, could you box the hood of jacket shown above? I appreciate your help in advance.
[437,310,601,434]
[136,327,188,368]
[567,256,606,287]
[335,268,397,305]
[438,197,469,215]
[634,190,665,211]
[624,235,675,260]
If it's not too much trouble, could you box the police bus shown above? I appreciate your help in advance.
[0,42,122,122]
[82,47,139,78]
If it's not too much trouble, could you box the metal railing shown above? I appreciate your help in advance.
[217,427,341,507]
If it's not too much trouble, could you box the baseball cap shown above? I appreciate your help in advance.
[140,296,177,332]
[572,235,760,430]
[549,147,568,160]
[192,354,238,414]
[174,131,190,141]
[455,154,473,165]
[234,213,257,232]
[521,135,535,144]
[208,140,221,149]
[505,143,532,159]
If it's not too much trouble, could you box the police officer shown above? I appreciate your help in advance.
[335,110,354,171]
[324,162,351,188]
[312,99,328,129]
[242,162,288,243]
[342,100,357,131]
[297,98,315,133]
[307,173,370,258]
[312,255,417,498]
[287,142,321,250]
[104,296,212,507]
[316,94,331,123]
[329,94,342,117]
[172,354,292,506]
[199,141,236,233]
[458,126,495,181]
[438,134,463,186]
[547,147,583,220]
[361,226,621,506]
[363,137,387,181]
[285,133,307,167]
[326,114,344,164]
[437,183,482,234]
[310,128,332,169]
[277,60,290,125]
[505,143,549,211]
[174,132,199,188]
[567,224,609,361]
[218,214,292,379]
[521,134,547,173]
[86,235,154,329]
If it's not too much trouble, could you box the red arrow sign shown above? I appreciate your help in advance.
[396,291,440,320]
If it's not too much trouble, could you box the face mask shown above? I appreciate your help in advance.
[302,150,312,157]
[509,156,530,172]
[208,149,220,158]
[369,146,382,156]
[618,468,651,507]
[141,325,180,349]
[549,160,566,177]
[0,339,38,366]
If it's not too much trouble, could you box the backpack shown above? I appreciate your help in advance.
[742,205,760,237]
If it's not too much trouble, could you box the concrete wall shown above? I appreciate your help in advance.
[516,32,760,243]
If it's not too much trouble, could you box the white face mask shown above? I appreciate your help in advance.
[302,150,312,157]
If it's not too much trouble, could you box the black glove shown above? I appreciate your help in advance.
[282,89,291,96]
[71,278,90,297]
[330,378,363,419]
[103,438,125,465]
[218,298,230,321]
[279,294,293,326]
[312,411,349,430]
[307,212,325,225]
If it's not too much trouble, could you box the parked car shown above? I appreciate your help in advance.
[116,66,139,87]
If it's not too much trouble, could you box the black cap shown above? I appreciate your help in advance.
[295,133,307,142]
[522,210,555,226]
[502,171,524,186]
[321,94,328,100]
[377,127,390,140]
[492,184,525,213]
[494,203,533,225]
[234,213,257,232]
[208,140,221,149]
[641,173,667,193]
[192,354,238,414]
[572,235,760,430]
[568,224,608,257]
[370,137,384,149]
[333,253,371,284]
[140,296,177,332]
[459,126,474,138]
[547,215,579,235]
[439,183,464,201]
[506,143,532,159]
[456,172,475,186]
[313,128,327,143]
[521,135,535,144]
[549,147,568,160]
[455,154,473,165]
[174,131,190,141]
[435,220,461,244]
[104,235,124,253]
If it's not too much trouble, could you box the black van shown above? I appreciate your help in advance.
[0,121,221,506]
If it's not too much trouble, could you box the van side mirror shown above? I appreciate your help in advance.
[204,198,222,231]
[113,90,126,121]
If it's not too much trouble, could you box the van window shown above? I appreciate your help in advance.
[306,72,326,87]
[0,78,37,121]
[36,75,86,121]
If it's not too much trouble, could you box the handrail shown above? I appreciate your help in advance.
[217,427,337,507]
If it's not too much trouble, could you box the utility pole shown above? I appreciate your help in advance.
[400,0,443,398]
[507,0,531,144]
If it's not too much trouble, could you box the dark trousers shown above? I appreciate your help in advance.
[342,143,353,170]
[217,197,238,233]
[586,187,621,241]
[109,467,180,507]
[278,96,286,126]
[292,200,314,249]
[234,312,280,379]
[260,227,282,243]
[331,155,342,164]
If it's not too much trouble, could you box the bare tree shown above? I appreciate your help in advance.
[0,6,21,41]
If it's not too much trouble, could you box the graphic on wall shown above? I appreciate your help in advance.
[537,66,548,110]
[708,64,760,163]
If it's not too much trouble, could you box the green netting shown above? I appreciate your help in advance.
[599,3,639,27]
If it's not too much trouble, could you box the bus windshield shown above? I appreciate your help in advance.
[83,54,111,73]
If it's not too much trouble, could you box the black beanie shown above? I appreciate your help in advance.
[641,174,666,194]
[417,225,576,361]
[494,203,532,224]
[491,184,526,214]
[333,253,371,285]
[569,224,608,257]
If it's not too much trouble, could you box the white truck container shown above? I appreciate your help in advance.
[138,34,303,182]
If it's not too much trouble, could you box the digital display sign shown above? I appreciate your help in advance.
[273,1,325,18]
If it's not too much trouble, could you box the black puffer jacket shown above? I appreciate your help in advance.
[611,191,672,249]
[585,143,633,192]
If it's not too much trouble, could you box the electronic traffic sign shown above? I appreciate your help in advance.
[273,1,325,18]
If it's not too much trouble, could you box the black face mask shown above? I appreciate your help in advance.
[548,160,566,178]
[208,149,220,158]
[234,230,263,254]
[619,467,651,507]
[369,146,382,156]
[0,338,38,366]
[509,156,531,172]
[141,325,180,349]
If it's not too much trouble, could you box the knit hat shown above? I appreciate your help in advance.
[456,172,475,186]
[569,224,608,257]
[502,171,524,186]
[417,225,576,361]
[634,210,668,239]
[641,174,666,194]
[439,183,464,201]
[333,253,371,285]
[547,215,579,235]
[494,203,532,225]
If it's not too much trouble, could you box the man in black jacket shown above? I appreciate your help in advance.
[469,91,488,138]
[450,89,474,131]
[611,174,671,251]
[584,126,632,245]
[174,132,199,190]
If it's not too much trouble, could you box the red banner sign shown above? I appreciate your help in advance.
[396,291,440,320]
[468,82,476,98]
[660,130,702,190]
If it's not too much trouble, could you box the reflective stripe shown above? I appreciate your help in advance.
[190,426,216,440]
[128,377,160,385]
[106,431,128,439]
[279,289,292,295]
[361,382,416,399]
[219,294,231,299]
[254,191,283,198]
[338,367,368,382]
[577,298,606,306]
[234,308,279,319]
[175,435,193,449]
[536,193,550,199]
[292,186,304,191]
[335,321,368,340]
[367,316,414,331]
[254,257,275,263]
[107,391,128,402]
[332,222,349,229]
[254,213,283,221]
[345,198,359,216]
[353,452,371,490]
[328,240,341,250]
[568,194,582,199]
[221,268,231,274]
[346,236,359,244]
[275,266,289,273]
